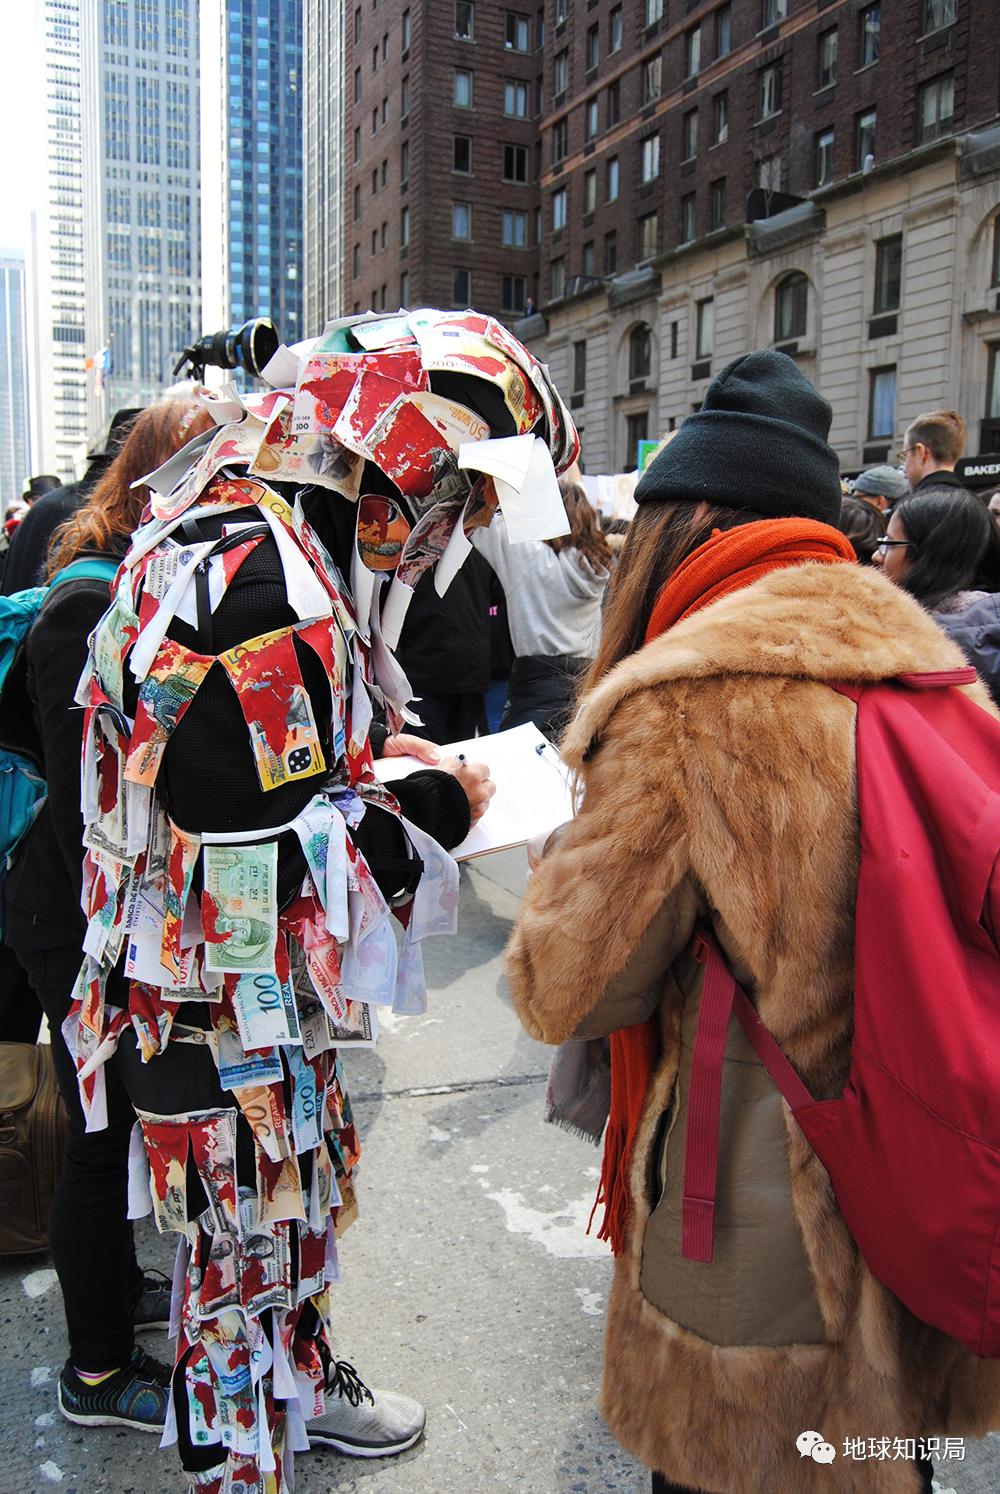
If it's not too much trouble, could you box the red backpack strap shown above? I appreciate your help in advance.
[830,669,978,699]
[682,929,814,1264]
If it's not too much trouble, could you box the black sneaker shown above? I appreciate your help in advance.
[57,1347,171,1432]
[131,1268,172,1333]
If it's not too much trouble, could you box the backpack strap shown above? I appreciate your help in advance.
[681,928,814,1264]
[830,669,978,700]
[48,557,119,589]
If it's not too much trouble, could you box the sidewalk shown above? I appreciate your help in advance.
[1,850,997,1492]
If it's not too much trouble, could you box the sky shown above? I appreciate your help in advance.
[0,1,44,257]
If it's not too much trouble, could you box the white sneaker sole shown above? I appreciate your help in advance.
[307,1425,425,1458]
[58,1387,165,1433]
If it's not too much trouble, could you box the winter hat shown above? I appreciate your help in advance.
[852,463,907,502]
[634,349,842,525]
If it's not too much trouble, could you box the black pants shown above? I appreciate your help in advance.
[408,690,484,746]
[5,921,144,1370]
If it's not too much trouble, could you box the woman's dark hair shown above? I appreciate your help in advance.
[549,480,612,572]
[836,496,886,565]
[584,499,764,689]
[892,487,995,611]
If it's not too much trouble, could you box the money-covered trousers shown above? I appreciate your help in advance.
[4,919,145,1370]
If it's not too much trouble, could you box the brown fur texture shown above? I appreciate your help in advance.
[506,562,1000,1492]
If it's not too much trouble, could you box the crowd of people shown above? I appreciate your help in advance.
[2,340,999,1494]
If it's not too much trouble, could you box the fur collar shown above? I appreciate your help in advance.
[564,562,978,767]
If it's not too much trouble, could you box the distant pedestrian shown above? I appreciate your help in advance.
[850,462,907,512]
[899,408,968,494]
[835,493,886,563]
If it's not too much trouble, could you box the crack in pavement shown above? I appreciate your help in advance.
[351,1071,547,1103]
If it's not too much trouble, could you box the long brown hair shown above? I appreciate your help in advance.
[584,500,764,691]
[549,480,613,572]
[47,398,213,576]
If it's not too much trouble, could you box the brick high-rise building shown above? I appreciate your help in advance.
[343,0,543,322]
[522,0,1000,475]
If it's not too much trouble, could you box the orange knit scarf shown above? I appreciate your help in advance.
[594,517,855,1256]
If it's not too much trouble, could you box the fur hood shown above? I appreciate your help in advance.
[507,559,1000,1493]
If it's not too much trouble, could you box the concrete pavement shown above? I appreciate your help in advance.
[2,850,998,1493]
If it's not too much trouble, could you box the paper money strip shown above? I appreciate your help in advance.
[66,311,576,1494]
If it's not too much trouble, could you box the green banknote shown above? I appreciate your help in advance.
[203,842,278,975]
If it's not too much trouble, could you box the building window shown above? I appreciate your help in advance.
[452,267,471,305]
[504,143,528,180]
[555,0,568,24]
[640,211,659,260]
[696,297,714,359]
[453,135,472,172]
[586,23,599,69]
[451,202,470,239]
[607,155,619,202]
[991,219,1000,288]
[354,66,362,104]
[585,98,599,141]
[713,90,729,145]
[551,258,565,299]
[402,8,411,51]
[817,28,837,89]
[987,345,1000,419]
[629,324,652,381]
[685,25,701,77]
[582,241,595,276]
[502,209,527,247]
[774,272,807,341]
[869,366,896,439]
[401,140,410,182]
[400,78,409,118]
[573,340,587,394]
[354,7,361,43]
[609,4,622,52]
[353,184,361,220]
[644,0,663,24]
[918,74,955,142]
[554,49,569,95]
[552,187,568,232]
[504,79,528,117]
[502,274,526,312]
[354,125,362,162]
[607,79,621,126]
[626,411,649,469]
[857,109,877,169]
[640,134,660,182]
[505,10,530,49]
[400,270,409,303]
[583,169,597,215]
[816,128,834,187]
[759,63,782,119]
[353,243,361,278]
[643,54,662,104]
[454,69,473,106]
[923,0,956,32]
[454,2,474,40]
[716,3,732,58]
[553,117,568,161]
[859,4,880,65]
[710,178,726,231]
[762,0,786,24]
[605,231,618,274]
[401,205,410,246]
[758,155,782,191]
[873,234,902,314]
[680,194,696,243]
[682,109,698,161]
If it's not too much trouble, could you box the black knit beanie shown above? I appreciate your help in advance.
[634,350,842,526]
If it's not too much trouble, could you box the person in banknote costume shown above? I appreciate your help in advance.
[63,309,577,1494]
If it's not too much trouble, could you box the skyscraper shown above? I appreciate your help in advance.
[79,0,201,438]
[204,0,304,350]
[303,0,345,333]
[35,0,88,480]
[0,252,32,505]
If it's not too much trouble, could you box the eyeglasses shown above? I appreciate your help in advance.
[895,447,914,461]
[874,537,913,555]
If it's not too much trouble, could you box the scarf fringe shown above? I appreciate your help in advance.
[543,1103,606,1147]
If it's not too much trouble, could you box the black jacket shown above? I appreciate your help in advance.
[1,456,112,596]
[395,552,493,696]
[937,591,1000,707]
[912,469,970,496]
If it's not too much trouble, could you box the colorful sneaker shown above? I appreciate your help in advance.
[57,1346,171,1432]
[132,1268,172,1333]
[307,1360,425,1458]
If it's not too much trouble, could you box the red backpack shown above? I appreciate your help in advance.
[682,668,1000,1357]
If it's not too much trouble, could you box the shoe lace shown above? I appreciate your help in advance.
[140,1268,172,1292]
[325,1359,375,1408]
[132,1347,173,1387]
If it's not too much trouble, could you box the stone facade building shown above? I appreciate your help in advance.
[520,0,1000,473]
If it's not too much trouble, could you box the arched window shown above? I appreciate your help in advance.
[628,323,652,383]
[774,272,808,342]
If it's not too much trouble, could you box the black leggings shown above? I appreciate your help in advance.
[6,926,144,1370]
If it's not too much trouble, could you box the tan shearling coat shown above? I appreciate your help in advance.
[506,560,1000,1493]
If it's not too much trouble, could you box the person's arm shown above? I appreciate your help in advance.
[27,582,110,898]
[505,691,700,1044]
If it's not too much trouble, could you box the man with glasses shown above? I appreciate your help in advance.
[897,409,969,495]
